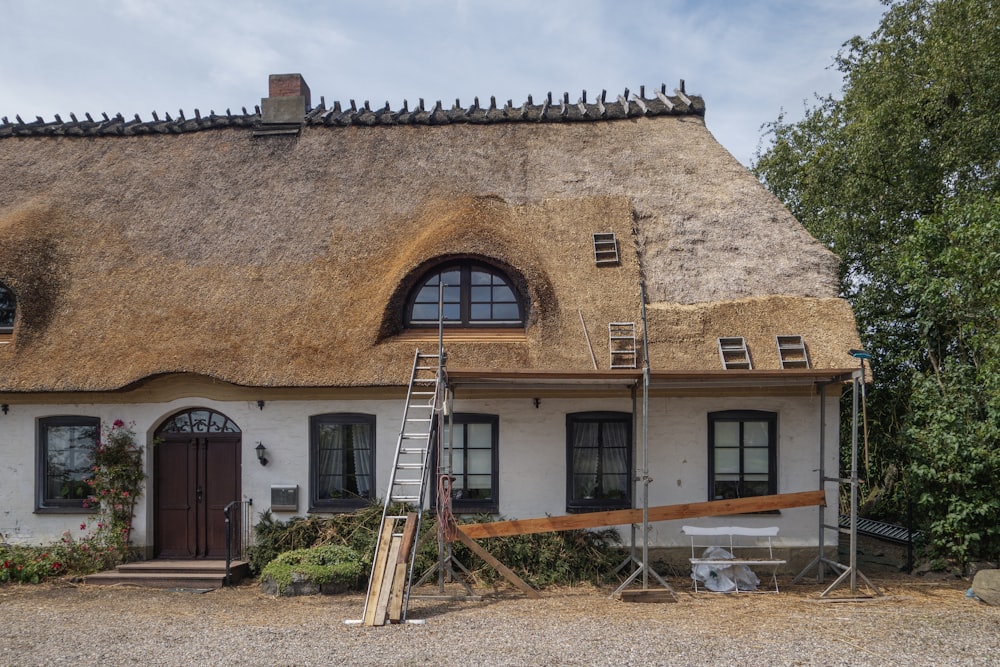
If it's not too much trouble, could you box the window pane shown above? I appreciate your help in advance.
[470,304,491,320]
[467,474,492,491]
[493,285,515,302]
[744,479,770,497]
[411,304,438,321]
[470,270,492,285]
[44,423,97,502]
[744,421,769,447]
[467,423,492,447]
[442,303,460,321]
[715,447,740,474]
[415,285,439,303]
[602,474,628,497]
[450,449,465,473]
[467,448,491,474]
[714,479,740,500]
[470,286,491,302]
[714,421,739,447]
[574,474,598,497]
[441,269,461,285]
[573,447,599,474]
[492,303,519,320]
[744,447,769,474]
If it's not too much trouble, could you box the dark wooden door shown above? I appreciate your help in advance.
[154,434,241,559]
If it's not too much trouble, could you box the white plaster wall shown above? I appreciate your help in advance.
[0,391,839,551]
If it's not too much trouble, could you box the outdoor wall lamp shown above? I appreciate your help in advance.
[0,404,7,415]
[255,442,269,466]
[257,400,266,410]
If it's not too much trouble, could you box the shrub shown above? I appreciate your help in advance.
[259,544,365,595]
[248,502,623,590]
[0,545,67,584]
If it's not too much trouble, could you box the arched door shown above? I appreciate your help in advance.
[154,409,241,559]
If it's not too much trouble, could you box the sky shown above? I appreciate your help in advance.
[0,0,887,166]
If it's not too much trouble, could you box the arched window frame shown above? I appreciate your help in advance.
[0,283,15,335]
[404,260,525,329]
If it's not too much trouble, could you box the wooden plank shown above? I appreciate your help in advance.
[453,528,541,599]
[387,562,409,623]
[373,536,402,626]
[396,512,419,565]
[616,589,678,603]
[362,520,397,626]
[387,514,418,623]
[460,490,826,539]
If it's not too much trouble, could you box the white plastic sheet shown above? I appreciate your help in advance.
[691,547,760,592]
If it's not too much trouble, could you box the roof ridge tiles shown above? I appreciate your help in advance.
[0,84,703,138]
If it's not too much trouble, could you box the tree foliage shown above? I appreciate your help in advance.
[753,0,1000,564]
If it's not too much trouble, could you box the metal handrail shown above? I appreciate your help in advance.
[224,498,254,585]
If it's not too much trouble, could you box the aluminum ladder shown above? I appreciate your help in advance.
[362,349,442,626]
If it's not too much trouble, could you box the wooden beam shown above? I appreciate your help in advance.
[363,520,398,626]
[453,528,541,599]
[459,490,826,539]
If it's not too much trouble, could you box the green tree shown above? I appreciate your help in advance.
[753,0,1000,565]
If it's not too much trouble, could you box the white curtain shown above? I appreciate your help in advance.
[602,421,629,495]
[317,425,343,499]
[352,424,372,497]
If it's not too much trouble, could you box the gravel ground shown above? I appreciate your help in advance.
[2,576,998,666]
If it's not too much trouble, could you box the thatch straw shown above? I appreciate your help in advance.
[0,113,855,392]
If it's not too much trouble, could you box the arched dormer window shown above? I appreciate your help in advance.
[0,283,14,335]
[405,260,524,328]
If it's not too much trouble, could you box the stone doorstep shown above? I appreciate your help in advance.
[83,560,250,589]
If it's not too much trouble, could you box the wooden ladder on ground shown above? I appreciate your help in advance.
[362,350,442,626]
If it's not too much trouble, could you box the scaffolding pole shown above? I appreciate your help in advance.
[613,281,673,599]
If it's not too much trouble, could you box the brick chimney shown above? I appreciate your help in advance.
[258,73,310,131]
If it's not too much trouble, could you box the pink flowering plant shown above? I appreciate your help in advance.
[83,419,146,565]
[0,420,147,585]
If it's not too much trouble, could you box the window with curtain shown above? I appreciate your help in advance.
[708,410,777,501]
[566,412,632,512]
[436,413,499,514]
[36,416,99,512]
[405,260,524,328]
[310,413,375,511]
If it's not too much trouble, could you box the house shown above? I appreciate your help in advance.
[0,74,860,569]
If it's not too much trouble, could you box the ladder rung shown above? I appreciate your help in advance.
[391,496,420,502]
[393,480,421,485]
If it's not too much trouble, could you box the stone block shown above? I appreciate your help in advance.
[972,568,1000,606]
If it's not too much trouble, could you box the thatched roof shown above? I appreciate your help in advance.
[0,83,858,393]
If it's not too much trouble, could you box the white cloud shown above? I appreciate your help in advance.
[0,0,886,165]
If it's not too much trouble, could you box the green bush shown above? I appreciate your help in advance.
[248,501,623,590]
[248,502,390,574]
[259,544,365,594]
[440,523,623,588]
[1,545,67,584]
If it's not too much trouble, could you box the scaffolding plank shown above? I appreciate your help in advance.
[460,490,826,539]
